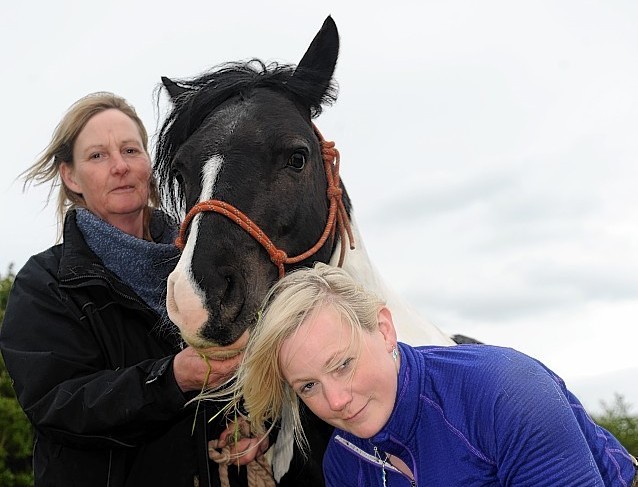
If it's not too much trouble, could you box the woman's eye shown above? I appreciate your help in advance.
[287,152,306,171]
[300,382,316,395]
[90,153,103,160]
[125,148,140,154]
[337,358,354,372]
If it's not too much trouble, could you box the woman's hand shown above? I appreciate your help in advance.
[173,346,242,392]
[209,418,270,466]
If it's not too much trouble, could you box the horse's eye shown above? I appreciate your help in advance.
[287,152,306,171]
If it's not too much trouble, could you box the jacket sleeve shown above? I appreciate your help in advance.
[0,254,191,449]
[476,348,607,486]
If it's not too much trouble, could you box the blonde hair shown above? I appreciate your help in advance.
[233,262,385,454]
[21,92,159,238]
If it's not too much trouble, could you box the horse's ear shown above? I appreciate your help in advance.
[161,76,190,101]
[291,16,339,105]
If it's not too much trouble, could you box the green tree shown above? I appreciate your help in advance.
[0,266,34,487]
[594,394,638,457]
[0,265,14,325]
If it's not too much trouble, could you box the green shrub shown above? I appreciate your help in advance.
[594,393,638,457]
[0,266,34,486]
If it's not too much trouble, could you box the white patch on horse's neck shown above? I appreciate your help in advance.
[331,214,454,346]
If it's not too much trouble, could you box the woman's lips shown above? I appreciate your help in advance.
[344,403,366,421]
[111,185,135,192]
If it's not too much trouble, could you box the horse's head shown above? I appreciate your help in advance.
[156,17,351,353]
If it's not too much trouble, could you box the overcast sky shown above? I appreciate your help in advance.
[1,1,637,414]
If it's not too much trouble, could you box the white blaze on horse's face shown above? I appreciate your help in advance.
[166,154,224,348]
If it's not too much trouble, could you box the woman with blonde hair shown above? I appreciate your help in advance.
[234,263,637,486]
[0,92,242,486]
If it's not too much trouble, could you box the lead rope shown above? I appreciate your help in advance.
[208,447,275,487]
[208,419,276,487]
[175,125,355,277]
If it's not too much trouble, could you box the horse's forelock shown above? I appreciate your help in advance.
[155,59,338,217]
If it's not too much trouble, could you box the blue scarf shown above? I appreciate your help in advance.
[75,208,180,317]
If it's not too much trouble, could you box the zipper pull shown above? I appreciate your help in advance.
[373,446,387,487]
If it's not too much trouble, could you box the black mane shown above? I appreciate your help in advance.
[155,59,338,215]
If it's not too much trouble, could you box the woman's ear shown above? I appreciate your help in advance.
[377,306,398,352]
[59,162,81,194]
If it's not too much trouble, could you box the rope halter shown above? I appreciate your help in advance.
[175,125,355,278]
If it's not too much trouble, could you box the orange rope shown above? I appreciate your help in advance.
[175,125,355,278]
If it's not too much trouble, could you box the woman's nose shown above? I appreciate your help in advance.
[324,383,351,412]
[110,152,129,174]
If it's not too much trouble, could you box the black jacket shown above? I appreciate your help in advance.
[0,211,240,487]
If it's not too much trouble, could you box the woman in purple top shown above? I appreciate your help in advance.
[231,263,637,486]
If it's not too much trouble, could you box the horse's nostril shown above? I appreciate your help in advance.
[218,270,244,323]
[223,275,232,297]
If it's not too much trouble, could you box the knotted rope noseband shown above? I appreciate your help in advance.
[175,125,355,278]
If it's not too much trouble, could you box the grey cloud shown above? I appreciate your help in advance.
[406,287,573,324]
[526,265,638,303]
[362,171,516,227]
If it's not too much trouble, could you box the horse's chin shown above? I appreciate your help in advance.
[185,329,250,360]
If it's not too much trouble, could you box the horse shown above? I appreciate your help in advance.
[155,16,455,486]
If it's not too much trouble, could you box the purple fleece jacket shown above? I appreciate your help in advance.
[323,343,636,486]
